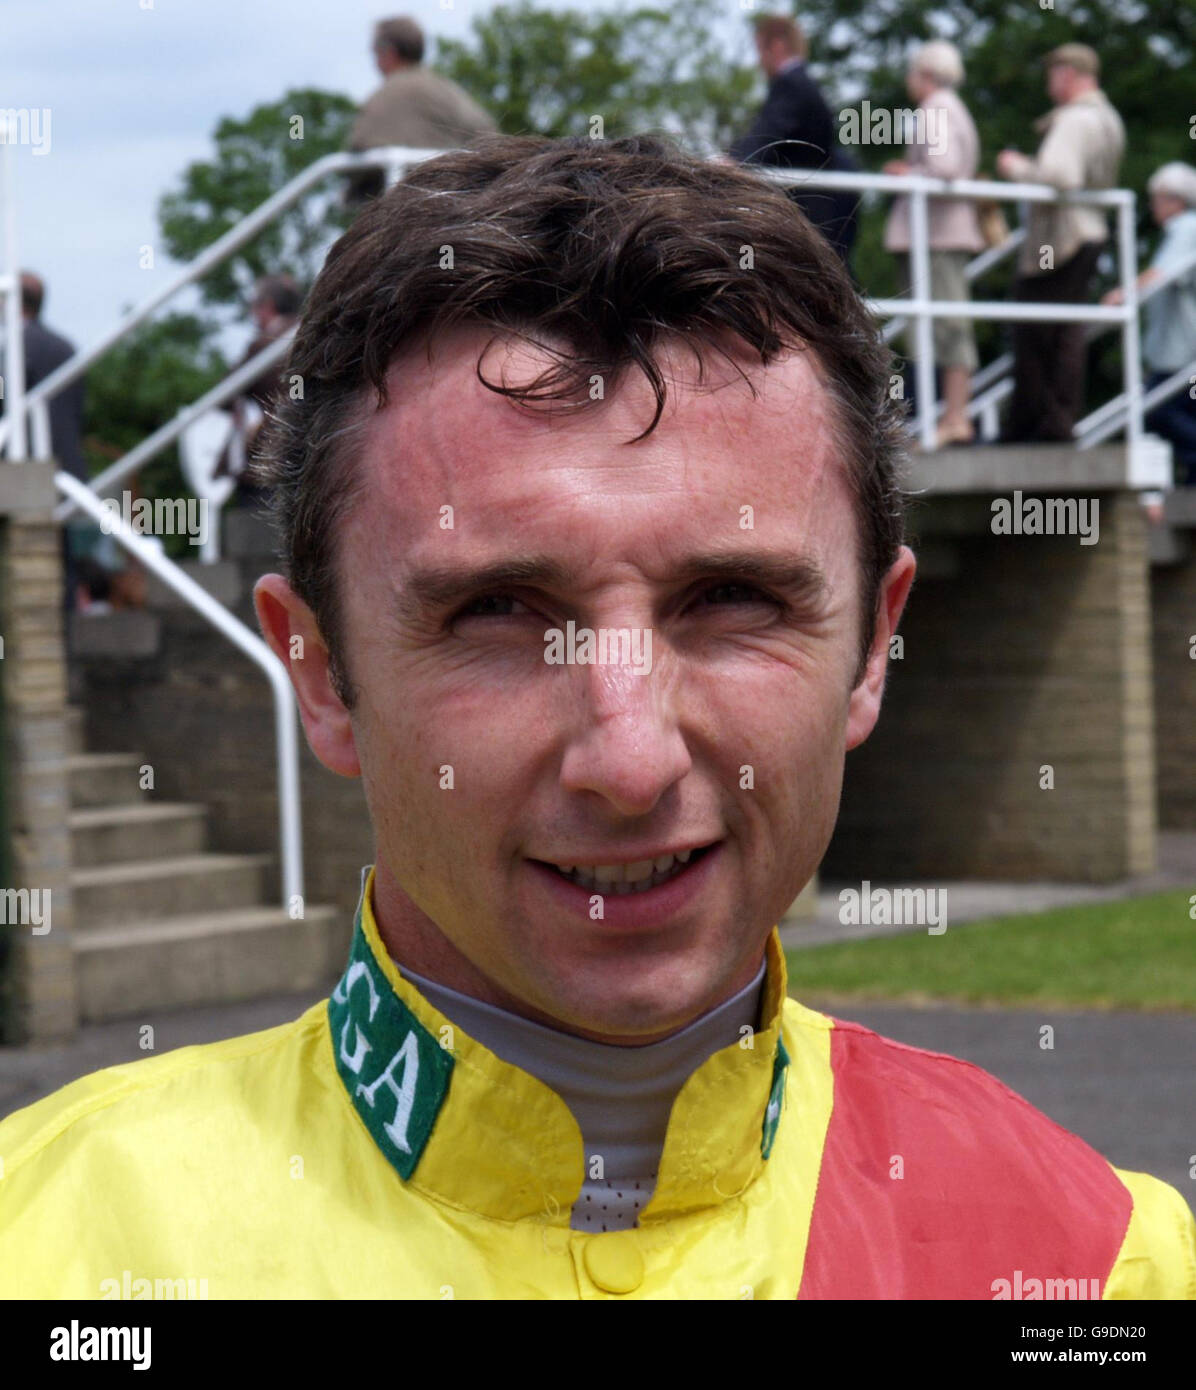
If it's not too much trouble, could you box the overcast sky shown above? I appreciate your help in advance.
[1,0,513,352]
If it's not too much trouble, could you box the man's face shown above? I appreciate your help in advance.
[1046,63,1074,105]
[756,36,789,78]
[260,326,912,1043]
[1150,191,1183,226]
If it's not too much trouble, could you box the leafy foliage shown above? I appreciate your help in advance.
[82,312,228,558]
[435,0,759,151]
[158,88,358,310]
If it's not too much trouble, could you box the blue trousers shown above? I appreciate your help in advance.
[1145,370,1196,486]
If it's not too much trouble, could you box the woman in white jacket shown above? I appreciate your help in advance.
[883,41,985,448]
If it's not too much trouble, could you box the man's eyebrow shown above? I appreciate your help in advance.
[395,550,829,622]
[672,551,830,604]
[397,557,572,623]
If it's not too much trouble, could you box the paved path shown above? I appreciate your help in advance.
[802,998,1196,1208]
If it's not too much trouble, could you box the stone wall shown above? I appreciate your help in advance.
[0,462,78,1043]
[1151,494,1196,829]
[824,489,1157,883]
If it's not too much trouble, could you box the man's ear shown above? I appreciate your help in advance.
[254,573,361,778]
[845,545,916,752]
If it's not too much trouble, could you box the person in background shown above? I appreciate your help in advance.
[20,272,86,480]
[727,13,860,264]
[344,16,497,205]
[997,44,1125,443]
[882,41,985,449]
[18,272,88,609]
[1102,163,1196,488]
[216,273,302,506]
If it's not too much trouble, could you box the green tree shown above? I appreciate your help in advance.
[158,88,358,311]
[435,0,758,150]
[82,312,228,559]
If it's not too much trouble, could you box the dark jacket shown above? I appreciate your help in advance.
[22,319,87,480]
[730,61,859,262]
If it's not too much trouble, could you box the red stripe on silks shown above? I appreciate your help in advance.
[797,1020,1134,1299]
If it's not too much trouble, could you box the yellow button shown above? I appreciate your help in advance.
[583,1231,645,1295]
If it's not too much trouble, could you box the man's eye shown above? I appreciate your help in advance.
[699,583,779,607]
[454,593,529,620]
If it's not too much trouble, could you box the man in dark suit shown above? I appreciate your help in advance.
[19,273,89,611]
[20,272,86,480]
[728,14,859,264]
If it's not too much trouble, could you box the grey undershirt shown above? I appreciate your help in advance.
[396,956,767,1232]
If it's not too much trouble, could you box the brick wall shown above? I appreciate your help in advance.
[824,490,1157,883]
[1153,555,1196,828]
[0,464,79,1042]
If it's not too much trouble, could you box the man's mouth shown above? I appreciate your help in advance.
[532,843,719,896]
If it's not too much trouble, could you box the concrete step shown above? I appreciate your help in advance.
[74,905,340,1021]
[144,558,242,611]
[71,853,274,929]
[69,802,208,868]
[65,752,147,807]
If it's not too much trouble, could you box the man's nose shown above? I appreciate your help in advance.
[557,658,692,818]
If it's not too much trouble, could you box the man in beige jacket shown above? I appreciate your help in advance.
[345,17,497,204]
[997,44,1125,442]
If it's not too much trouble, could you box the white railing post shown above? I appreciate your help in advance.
[909,182,937,451]
[1116,196,1143,454]
[2,115,28,461]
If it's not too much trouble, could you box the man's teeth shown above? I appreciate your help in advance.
[552,850,695,894]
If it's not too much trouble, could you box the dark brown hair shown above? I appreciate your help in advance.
[258,133,906,705]
[374,17,424,65]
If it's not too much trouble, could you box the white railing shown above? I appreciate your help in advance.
[959,247,1196,447]
[4,150,1160,468]
[753,164,1147,456]
[55,473,305,910]
[1,115,28,461]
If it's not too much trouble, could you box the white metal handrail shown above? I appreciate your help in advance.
[754,164,1144,454]
[1,115,27,461]
[56,471,305,911]
[882,229,1026,344]
[53,327,295,520]
[1081,356,1196,450]
[0,145,444,455]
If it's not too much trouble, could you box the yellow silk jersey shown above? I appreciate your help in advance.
[1,870,1193,1300]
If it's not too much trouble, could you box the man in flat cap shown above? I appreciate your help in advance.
[997,44,1126,442]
